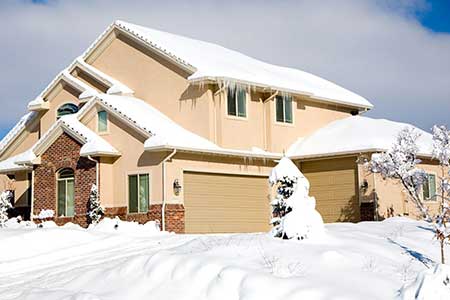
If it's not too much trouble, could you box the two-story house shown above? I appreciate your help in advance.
[0,21,441,233]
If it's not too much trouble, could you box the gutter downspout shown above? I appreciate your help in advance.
[162,149,177,231]
[261,91,278,150]
[87,156,99,189]
[31,168,35,220]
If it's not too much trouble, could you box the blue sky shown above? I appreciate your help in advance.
[0,0,449,140]
[419,0,450,32]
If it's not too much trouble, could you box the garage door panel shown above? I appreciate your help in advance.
[184,172,271,233]
[301,158,359,223]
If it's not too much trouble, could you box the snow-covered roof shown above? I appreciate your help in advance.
[95,94,221,151]
[0,112,37,156]
[27,70,99,109]
[90,94,280,159]
[287,116,433,159]
[0,150,34,173]
[58,115,120,157]
[105,20,372,110]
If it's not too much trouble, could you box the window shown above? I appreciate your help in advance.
[57,168,75,217]
[98,111,108,132]
[275,95,293,123]
[57,103,79,119]
[227,87,246,117]
[128,174,149,213]
[423,173,437,200]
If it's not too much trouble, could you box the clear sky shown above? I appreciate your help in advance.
[0,0,449,140]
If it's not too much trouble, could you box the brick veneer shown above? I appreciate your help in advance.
[104,204,185,233]
[33,133,96,227]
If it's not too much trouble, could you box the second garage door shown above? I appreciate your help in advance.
[183,171,271,233]
[300,157,360,223]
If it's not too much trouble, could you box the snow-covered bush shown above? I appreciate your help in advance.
[269,157,324,240]
[0,190,13,228]
[87,184,104,225]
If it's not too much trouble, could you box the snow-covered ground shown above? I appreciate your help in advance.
[0,217,448,300]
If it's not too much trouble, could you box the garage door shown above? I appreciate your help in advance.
[300,157,359,223]
[184,171,271,233]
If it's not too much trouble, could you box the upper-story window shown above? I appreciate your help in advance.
[227,87,246,118]
[97,110,108,133]
[422,173,437,201]
[57,103,79,119]
[275,95,293,124]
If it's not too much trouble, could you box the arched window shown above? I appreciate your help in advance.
[57,168,74,217]
[57,103,79,119]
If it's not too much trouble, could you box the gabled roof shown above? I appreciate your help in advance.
[27,57,133,110]
[83,20,372,110]
[0,114,120,173]
[287,116,433,159]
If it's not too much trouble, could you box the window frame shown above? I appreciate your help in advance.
[226,87,248,119]
[97,110,109,134]
[127,172,151,214]
[274,95,294,125]
[422,172,437,201]
[56,103,79,119]
[56,168,75,217]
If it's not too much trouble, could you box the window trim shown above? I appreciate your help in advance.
[226,87,248,120]
[422,172,438,201]
[274,95,294,126]
[126,171,151,214]
[56,168,75,217]
[97,110,109,134]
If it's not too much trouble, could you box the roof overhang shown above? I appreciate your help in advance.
[145,144,281,160]
[289,148,433,161]
[191,77,373,111]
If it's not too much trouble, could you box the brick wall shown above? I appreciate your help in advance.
[104,204,185,233]
[33,133,96,227]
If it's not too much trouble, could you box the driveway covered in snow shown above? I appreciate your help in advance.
[0,217,446,300]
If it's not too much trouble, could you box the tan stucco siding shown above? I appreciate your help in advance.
[40,83,81,134]
[269,97,352,153]
[213,90,265,150]
[89,33,212,142]
[0,172,30,207]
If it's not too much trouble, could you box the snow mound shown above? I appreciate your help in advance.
[89,217,161,235]
[399,263,450,300]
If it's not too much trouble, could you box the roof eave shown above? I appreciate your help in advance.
[145,144,281,160]
[189,76,373,111]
